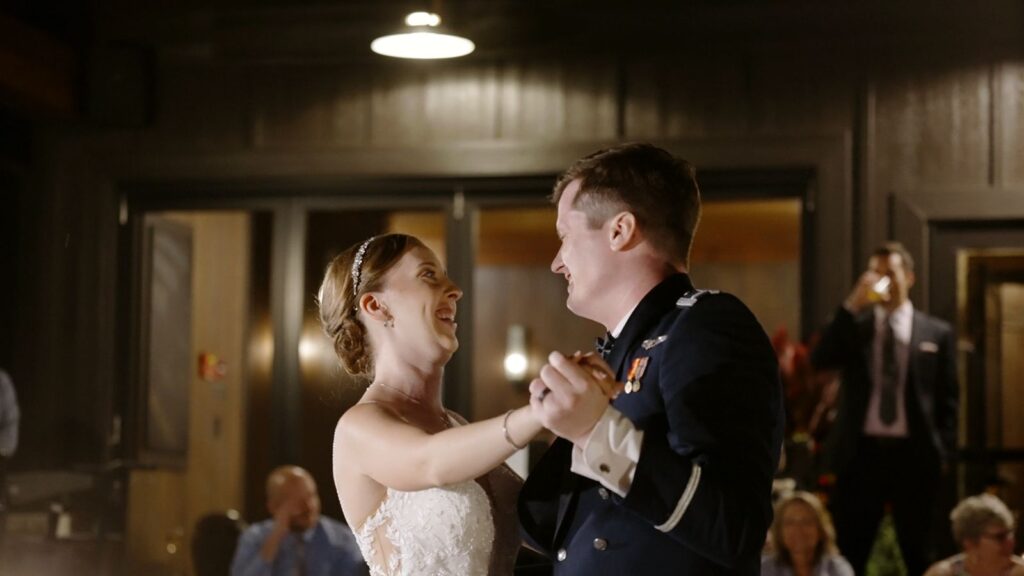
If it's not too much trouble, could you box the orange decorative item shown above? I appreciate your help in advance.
[198,352,228,382]
[625,357,649,394]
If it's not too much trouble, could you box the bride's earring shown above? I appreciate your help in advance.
[383,309,395,328]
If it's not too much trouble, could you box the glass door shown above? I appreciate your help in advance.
[295,208,447,522]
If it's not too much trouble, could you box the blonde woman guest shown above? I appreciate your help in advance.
[762,491,854,576]
[924,494,1024,576]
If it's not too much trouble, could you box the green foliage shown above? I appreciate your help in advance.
[864,515,907,576]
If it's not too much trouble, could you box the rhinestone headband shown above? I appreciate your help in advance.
[350,236,376,294]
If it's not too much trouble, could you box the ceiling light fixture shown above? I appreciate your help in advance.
[371,11,475,59]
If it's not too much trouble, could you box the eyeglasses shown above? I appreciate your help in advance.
[980,528,1015,542]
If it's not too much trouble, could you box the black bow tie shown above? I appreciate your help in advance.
[595,332,616,359]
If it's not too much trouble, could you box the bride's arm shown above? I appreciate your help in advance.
[336,403,541,492]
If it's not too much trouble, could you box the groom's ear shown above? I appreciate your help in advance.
[607,211,640,252]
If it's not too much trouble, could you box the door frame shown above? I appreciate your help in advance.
[891,187,1024,494]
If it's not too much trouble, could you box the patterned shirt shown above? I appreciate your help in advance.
[231,517,366,576]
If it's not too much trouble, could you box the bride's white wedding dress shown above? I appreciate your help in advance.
[354,479,496,576]
[347,407,522,576]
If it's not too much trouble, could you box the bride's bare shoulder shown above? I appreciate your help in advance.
[337,402,401,436]
[335,400,433,453]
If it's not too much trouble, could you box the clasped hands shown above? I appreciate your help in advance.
[529,351,624,446]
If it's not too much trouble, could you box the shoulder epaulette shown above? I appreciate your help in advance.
[676,289,720,308]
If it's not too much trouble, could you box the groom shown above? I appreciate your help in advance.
[518,143,784,575]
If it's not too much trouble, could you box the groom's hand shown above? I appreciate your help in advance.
[530,351,618,446]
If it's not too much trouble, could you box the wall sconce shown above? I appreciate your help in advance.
[503,324,529,384]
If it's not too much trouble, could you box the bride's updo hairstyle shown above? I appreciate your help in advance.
[317,234,425,378]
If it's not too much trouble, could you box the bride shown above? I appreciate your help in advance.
[317,234,542,576]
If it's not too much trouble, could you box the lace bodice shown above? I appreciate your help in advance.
[353,480,495,576]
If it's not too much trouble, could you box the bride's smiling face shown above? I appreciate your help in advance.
[376,245,462,360]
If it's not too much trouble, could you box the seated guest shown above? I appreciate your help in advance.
[762,491,854,576]
[231,466,366,576]
[925,494,1024,576]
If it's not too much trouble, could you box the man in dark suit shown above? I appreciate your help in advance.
[518,143,784,575]
[811,242,958,576]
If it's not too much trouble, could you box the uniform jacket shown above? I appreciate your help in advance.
[518,273,784,575]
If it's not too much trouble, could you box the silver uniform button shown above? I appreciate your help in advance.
[557,548,567,562]
[598,487,610,500]
[593,538,608,551]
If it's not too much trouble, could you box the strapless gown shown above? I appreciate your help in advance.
[354,479,496,576]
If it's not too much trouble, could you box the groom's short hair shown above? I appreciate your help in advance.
[552,142,702,270]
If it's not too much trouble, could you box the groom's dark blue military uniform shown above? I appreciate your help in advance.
[519,273,784,575]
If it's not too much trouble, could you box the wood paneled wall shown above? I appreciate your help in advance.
[472,267,602,420]
[137,48,1023,270]
[125,212,249,575]
[148,55,851,152]
[183,212,248,549]
[14,135,120,469]
[131,48,1024,267]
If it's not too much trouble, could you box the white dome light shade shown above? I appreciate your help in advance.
[371,11,475,59]
[371,31,475,59]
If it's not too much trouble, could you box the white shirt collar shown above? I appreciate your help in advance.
[874,299,913,326]
[610,302,640,338]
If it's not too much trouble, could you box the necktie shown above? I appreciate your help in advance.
[292,534,307,576]
[880,315,898,425]
[595,332,616,359]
